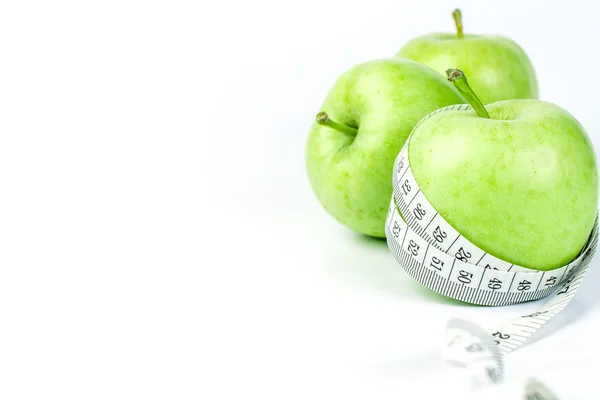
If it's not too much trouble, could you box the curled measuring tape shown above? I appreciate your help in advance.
[384,104,599,388]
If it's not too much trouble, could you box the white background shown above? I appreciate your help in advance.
[1,0,599,399]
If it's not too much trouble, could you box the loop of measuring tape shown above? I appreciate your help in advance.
[384,104,599,388]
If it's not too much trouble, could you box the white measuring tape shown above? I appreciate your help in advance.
[384,104,599,391]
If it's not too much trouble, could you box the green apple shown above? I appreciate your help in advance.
[396,9,538,105]
[305,58,465,237]
[407,69,598,270]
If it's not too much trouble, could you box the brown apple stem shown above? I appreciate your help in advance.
[452,9,464,39]
[446,69,490,119]
[316,112,358,135]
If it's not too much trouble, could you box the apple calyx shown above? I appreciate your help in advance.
[452,9,463,39]
[446,69,491,119]
[315,111,358,136]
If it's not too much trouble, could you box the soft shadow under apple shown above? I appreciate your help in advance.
[339,229,600,326]
[333,230,473,307]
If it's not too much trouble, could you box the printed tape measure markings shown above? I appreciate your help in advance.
[385,207,584,307]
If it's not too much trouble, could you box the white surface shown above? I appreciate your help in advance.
[1,0,599,399]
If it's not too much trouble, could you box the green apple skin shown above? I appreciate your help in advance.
[408,100,598,271]
[306,58,465,237]
[396,34,538,105]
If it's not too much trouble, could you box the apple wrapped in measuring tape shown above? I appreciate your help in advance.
[385,69,598,306]
[413,69,597,271]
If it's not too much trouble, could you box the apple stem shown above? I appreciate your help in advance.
[452,9,463,39]
[316,112,358,135]
[446,69,490,119]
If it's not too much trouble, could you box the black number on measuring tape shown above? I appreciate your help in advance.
[492,331,510,340]
[432,226,447,243]
[413,203,426,220]
[557,276,574,295]
[457,270,473,284]
[545,276,557,286]
[522,311,548,318]
[492,331,511,345]
[557,285,571,295]
[487,278,502,290]
[517,280,532,291]
[392,221,401,238]
[408,240,420,257]
[484,264,498,271]
[455,247,471,262]
[401,179,411,196]
[429,256,444,271]
[397,159,404,173]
